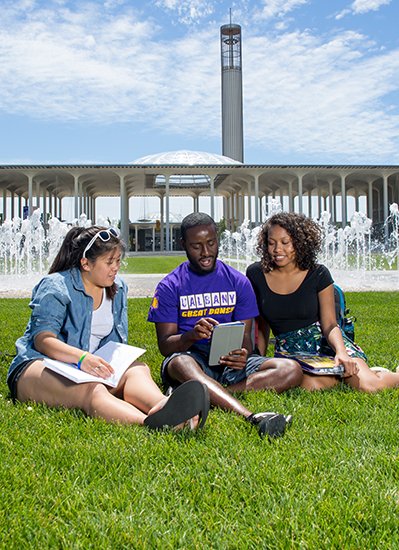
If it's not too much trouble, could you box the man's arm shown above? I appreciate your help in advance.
[155,318,218,357]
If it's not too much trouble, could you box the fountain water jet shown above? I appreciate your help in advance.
[219,203,399,291]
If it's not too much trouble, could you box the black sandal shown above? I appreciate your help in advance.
[144,380,210,430]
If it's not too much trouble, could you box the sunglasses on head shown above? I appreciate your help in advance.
[82,227,120,259]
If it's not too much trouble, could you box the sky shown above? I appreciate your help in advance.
[1,0,398,221]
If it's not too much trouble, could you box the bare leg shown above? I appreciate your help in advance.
[300,373,341,391]
[228,358,303,393]
[112,362,165,412]
[166,355,252,417]
[344,358,399,392]
[113,362,200,429]
[16,360,200,426]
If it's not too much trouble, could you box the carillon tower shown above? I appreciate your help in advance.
[220,20,244,162]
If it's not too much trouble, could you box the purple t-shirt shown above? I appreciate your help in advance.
[148,260,259,338]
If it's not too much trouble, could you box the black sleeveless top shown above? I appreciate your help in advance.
[246,262,333,335]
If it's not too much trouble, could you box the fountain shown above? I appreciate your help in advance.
[0,211,118,296]
[0,204,398,295]
[219,202,399,291]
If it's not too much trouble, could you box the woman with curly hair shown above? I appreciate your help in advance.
[246,212,399,391]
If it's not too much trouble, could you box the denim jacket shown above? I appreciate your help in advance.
[8,267,128,382]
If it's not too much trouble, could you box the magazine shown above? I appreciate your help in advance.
[275,351,345,376]
[43,341,146,387]
[209,321,245,366]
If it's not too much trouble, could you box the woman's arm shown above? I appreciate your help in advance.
[318,285,358,376]
[256,316,271,356]
[34,332,114,378]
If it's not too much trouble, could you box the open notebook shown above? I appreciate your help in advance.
[44,341,146,387]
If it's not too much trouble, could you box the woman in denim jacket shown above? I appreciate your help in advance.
[7,226,209,430]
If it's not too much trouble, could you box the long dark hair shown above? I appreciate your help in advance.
[49,226,126,299]
[256,212,322,272]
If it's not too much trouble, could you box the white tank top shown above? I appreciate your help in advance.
[89,289,113,353]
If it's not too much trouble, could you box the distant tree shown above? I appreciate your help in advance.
[217,217,227,239]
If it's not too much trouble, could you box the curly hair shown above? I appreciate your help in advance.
[256,212,322,272]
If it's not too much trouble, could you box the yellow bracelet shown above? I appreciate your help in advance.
[77,352,88,370]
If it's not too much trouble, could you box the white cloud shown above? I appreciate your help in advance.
[154,0,215,25]
[336,0,391,19]
[0,1,398,164]
[243,30,399,162]
[256,0,310,20]
[352,0,391,14]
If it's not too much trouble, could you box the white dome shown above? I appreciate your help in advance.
[131,150,241,165]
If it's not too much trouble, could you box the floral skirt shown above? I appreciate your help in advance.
[274,322,367,362]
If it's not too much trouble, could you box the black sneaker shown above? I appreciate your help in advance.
[247,412,293,438]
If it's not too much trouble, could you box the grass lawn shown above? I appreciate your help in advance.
[120,256,186,274]
[1,293,399,548]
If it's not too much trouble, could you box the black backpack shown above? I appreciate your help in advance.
[334,284,355,342]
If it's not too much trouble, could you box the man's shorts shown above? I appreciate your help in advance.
[161,345,271,388]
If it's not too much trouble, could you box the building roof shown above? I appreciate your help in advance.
[131,150,242,166]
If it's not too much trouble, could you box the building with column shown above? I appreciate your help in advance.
[1,151,398,250]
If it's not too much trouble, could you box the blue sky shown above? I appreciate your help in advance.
[1,0,398,220]
[1,0,398,166]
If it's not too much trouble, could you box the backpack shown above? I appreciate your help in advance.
[334,283,355,342]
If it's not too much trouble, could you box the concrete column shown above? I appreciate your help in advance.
[18,195,22,218]
[328,180,334,221]
[247,179,252,224]
[58,197,63,220]
[254,174,260,224]
[165,175,170,252]
[318,188,322,217]
[340,174,347,226]
[2,189,6,221]
[11,190,15,219]
[134,225,138,252]
[210,175,215,220]
[222,196,227,221]
[73,175,79,219]
[119,175,129,250]
[308,191,312,218]
[288,180,293,212]
[152,226,155,252]
[79,180,84,215]
[42,189,47,222]
[170,224,175,251]
[382,174,389,223]
[35,180,40,211]
[297,174,303,214]
[228,194,233,229]
[28,174,34,216]
[160,195,165,251]
[368,181,373,220]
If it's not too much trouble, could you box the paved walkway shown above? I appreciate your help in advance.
[0,270,398,298]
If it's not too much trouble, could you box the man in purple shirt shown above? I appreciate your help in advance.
[148,213,303,438]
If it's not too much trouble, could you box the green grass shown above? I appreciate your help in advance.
[120,256,186,274]
[1,293,399,548]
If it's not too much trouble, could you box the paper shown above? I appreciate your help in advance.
[43,341,146,387]
[208,321,245,366]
